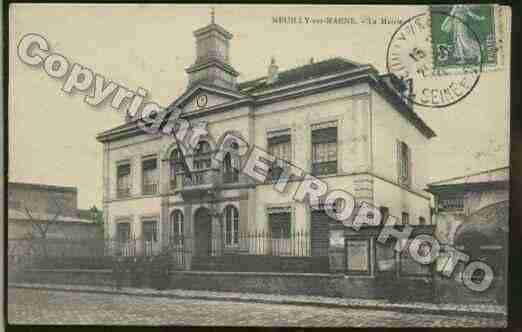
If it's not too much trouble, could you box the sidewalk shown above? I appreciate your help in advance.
[9,282,507,319]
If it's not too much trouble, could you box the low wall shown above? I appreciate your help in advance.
[11,268,438,302]
[11,268,114,287]
[434,274,506,305]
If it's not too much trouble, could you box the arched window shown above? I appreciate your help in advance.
[224,205,239,246]
[223,142,239,183]
[170,210,184,245]
[170,148,183,190]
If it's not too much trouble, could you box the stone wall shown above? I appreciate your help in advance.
[12,268,439,302]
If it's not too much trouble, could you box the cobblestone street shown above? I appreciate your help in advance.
[8,288,505,327]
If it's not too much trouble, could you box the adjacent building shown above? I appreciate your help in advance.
[427,166,508,304]
[97,15,436,274]
[8,182,103,267]
[8,182,102,240]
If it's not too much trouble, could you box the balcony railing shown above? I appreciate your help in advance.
[142,182,159,195]
[223,171,239,184]
[187,168,217,186]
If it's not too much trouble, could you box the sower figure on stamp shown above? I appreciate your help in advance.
[441,5,485,64]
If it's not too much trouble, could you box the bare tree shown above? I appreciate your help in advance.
[21,193,67,257]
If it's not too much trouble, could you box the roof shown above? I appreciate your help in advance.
[97,56,436,142]
[8,208,96,224]
[428,166,509,187]
[238,57,363,93]
[9,182,77,193]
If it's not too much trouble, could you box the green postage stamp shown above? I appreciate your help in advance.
[429,4,508,76]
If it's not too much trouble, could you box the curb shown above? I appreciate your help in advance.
[10,284,507,320]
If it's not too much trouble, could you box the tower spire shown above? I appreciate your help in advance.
[210,7,215,24]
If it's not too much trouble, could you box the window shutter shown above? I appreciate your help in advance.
[407,144,412,187]
[117,164,131,176]
[396,140,402,183]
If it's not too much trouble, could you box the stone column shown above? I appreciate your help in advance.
[184,205,193,270]
[160,158,170,251]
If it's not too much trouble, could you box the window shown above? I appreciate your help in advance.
[170,210,184,245]
[402,212,410,225]
[169,149,183,190]
[312,123,337,176]
[346,238,370,274]
[142,158,158,195]
[116,163,131,198]
[142,220,158,242]
[267,129,291,181]
[223,142,239,183]
[269,212,291,239]
[116,222,131,242]
[397,140,411,187]
[224,205,239,246]
[419,216,427,225]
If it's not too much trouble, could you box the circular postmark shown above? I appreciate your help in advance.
[386,11,483,108]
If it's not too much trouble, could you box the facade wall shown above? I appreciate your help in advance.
[8,184,78,217]
[370,91,431,224]
[372,177,431,225]
[102,83,433,250]
[254,83,371,174]
[371,92,430,192]
[8,220,101,240]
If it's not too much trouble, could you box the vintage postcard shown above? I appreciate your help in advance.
[7,3,511,327]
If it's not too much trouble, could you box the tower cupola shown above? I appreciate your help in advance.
[186,8,239,90]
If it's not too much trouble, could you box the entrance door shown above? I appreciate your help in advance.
[194,208,212,256]
[311,211,332,257]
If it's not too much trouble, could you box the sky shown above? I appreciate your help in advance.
[9,4,510,209]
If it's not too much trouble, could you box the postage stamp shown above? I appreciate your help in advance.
[386,12,481,108]
[429,4,506,76]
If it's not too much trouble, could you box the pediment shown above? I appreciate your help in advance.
[172,84,249,113]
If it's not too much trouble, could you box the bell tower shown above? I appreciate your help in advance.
[186,8,239,90]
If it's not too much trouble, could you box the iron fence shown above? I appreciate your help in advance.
[8,230,327,272]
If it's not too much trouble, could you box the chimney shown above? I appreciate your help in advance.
[267,57,279,84]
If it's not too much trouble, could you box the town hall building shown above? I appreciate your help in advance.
[97,14,436,274]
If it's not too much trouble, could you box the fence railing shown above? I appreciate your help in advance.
[165,230,317,257]
[8,231,325,272]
